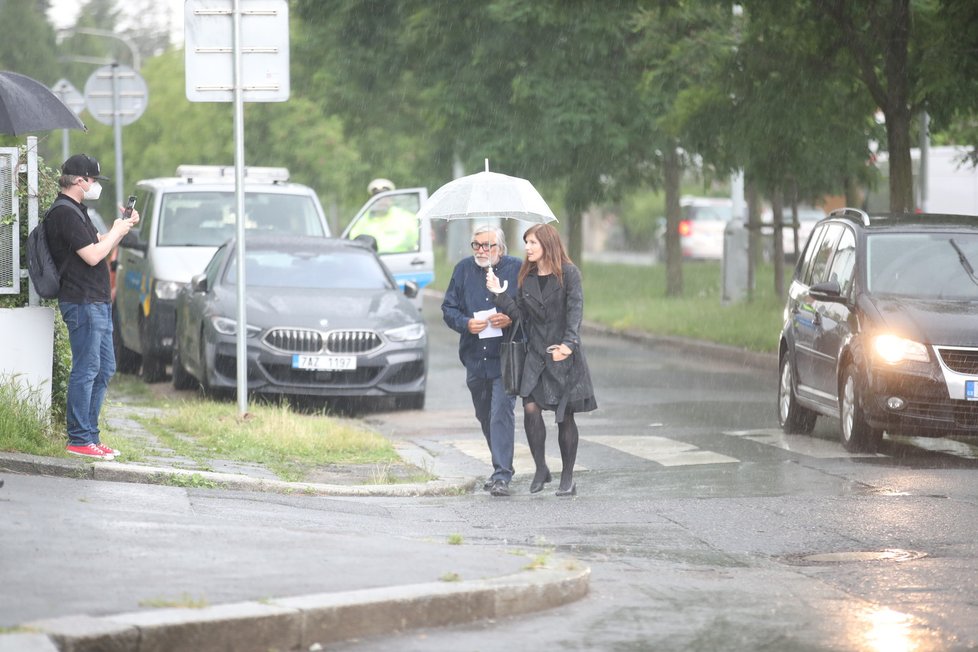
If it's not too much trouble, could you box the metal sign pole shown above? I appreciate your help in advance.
[185,0,290,417]
[111,63,124,210]
[27,136,39,307]
[232,0,249,416]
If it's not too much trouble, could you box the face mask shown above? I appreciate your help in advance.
[83,181,102,201]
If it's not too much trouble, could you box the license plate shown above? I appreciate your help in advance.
[967,380,978,401]
[292,355,356,371]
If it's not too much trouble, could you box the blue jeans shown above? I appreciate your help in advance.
[59,302,115,446]
[467,372,516,482]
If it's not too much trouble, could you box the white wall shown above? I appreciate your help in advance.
[0,307,54,411]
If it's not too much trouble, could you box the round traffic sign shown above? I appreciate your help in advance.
[84,64,148,127]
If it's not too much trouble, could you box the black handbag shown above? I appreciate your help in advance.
[501,316,526,396]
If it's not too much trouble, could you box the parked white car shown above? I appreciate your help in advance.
[678,196,734,260]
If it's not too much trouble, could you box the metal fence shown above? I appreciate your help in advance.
[0,147,20,295]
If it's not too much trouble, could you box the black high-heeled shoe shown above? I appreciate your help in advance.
[529,470,552,494]
[555,483,576,497]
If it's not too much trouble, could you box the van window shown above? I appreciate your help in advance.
[808,224,843,285]
[796,224,824,283]
[346,194,422,255]
[826,227,857,297]
[136,191,156,242]
[157,191,327,247]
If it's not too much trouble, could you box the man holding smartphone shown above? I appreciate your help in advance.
[45,154,140,460]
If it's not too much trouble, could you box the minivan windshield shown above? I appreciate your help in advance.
[867,232,978,299]
[158,192,327,246]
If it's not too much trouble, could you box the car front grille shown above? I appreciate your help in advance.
[325,330,383,354]
[264,328,382,355]
[264,328,323,353]
[901,400,978,429]
[936,347,978,375]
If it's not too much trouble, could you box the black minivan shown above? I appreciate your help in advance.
[778,208,978,452]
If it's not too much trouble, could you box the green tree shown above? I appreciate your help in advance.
[295,0,659,264]
[801,0,978,213]
[631,1,737,296]
[0,0,60,78]
[66,49,364,231]
[0,0,63,150]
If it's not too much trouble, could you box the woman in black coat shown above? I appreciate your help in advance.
[487,223,596,496]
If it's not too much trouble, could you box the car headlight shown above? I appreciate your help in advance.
[210,316,261,338]
[873,334,929,364]
[385,323,426,342]
[154,280,186,301]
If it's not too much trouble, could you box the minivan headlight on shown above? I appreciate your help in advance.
[210,316,261,338]
[154,280,185,301]
[873,334,929,364]
[385,323,426,342]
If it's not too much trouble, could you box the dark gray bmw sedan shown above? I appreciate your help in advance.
[172,235,427,409]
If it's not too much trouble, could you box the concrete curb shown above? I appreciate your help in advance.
[11,560,589,652]
[0,451,477,497]
[581,320,779,374]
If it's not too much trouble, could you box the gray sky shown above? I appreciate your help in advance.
[46,0,185,45]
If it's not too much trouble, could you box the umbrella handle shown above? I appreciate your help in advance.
[498,280,509,293]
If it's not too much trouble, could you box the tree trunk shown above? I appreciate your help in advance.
[563,173,590,266]
[771,186,785,300]
[664,143,683,297]
[886,104,915,213]
[844,175,860,208]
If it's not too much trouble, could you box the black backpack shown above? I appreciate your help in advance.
[27,198,85,299]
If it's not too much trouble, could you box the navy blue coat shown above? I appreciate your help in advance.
[441,255,521,378]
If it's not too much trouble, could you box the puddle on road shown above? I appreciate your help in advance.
[783,548,928,565]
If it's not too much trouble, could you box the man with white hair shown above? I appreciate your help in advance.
[442,225,521,496]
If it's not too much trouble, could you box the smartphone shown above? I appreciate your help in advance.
[124,195,137,219]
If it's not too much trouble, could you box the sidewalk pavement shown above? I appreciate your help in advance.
[0,398,589,652]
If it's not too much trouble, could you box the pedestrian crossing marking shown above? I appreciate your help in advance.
[724,429,882,458]
[447,435,736,470]
[583,435,739,466]
[447,439,588,473]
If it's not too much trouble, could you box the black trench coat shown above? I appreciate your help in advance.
[494,263,596,421]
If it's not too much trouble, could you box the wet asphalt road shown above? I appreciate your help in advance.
[7,293,978,650]
[332,296,978,651]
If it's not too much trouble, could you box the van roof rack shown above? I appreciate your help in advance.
[175,165,290,184]
[829,207,870,227]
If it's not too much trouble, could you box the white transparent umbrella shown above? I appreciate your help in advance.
[417,159,558,225]
[420,160,557,292]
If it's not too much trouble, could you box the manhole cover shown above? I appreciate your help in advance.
[786,549,927,565]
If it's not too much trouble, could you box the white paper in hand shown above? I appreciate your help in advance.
[474,308,503,339]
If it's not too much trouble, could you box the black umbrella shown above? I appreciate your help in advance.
[0,71,86,136]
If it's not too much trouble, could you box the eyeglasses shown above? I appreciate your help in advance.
[470,242,499,251]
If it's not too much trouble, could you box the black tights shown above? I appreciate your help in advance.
[523,400,579,491]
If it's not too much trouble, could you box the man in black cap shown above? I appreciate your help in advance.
[46,154,139,460]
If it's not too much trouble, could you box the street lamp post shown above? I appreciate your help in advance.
[58,27,141,71]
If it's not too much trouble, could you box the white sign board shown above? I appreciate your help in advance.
[185,0,290,103]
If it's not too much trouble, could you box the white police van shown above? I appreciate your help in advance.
[114,166,433,383]
[113,166,333,381]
